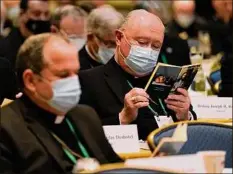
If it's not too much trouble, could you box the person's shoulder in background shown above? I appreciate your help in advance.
[160,33,191,66]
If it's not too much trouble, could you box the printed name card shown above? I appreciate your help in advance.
[191,97,232,119]
[103,125,140,153]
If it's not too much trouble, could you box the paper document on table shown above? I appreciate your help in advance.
[125,153,206,173]
[151,123,188,156]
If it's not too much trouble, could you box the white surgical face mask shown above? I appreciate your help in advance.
[176,14,195,28]
[47,75,81,114]
[98,46,115,64]
[69,37,87,52]
[120,34,160,76]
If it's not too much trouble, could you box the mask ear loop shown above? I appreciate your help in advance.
[117,31,132,60]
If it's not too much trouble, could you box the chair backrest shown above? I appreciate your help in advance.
[147,121,232,168]
[98,168,171,174]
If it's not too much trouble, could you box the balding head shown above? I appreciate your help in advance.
[173,0,195,14]
[120,9,164,36]
[115,9,165,77]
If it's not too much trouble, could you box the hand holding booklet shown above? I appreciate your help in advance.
[145,63,200,116]
[151,123,188,157]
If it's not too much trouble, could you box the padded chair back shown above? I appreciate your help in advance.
[98,168,172,174]
[207,69,221,94]
[147,121,232,168]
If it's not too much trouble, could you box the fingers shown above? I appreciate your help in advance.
[177,88,189,97]
[130,88,149,98]
[165,100,187,108]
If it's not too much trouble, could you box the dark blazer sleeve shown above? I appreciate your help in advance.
[69,105,122,163]
[0,128,17,174]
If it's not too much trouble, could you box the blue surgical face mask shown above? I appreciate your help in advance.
[68,37,87,52]
[44,75,81,114]
[120,34,160,76]
[98,46,115,64]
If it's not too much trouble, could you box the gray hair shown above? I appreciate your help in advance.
[86,5,124,39]
[51,5,87,29]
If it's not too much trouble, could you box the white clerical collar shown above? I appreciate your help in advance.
[54,115,65,124]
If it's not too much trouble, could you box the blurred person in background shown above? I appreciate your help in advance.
[79,5,124,70]
[207,0,232,54]
[0,0,51,67]
[134,0,191,66]
[166,0,206,40]
[3,0,21,27]
[79,10,196,140]
[0,33,121,173]
[51,5,87,52]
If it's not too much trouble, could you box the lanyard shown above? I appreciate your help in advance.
[51,118,90,164]
[161,54,168,64]
[65,118,90,158]
[126,80,169,120]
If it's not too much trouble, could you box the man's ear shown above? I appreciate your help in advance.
[50,25,59,33]
[23,69,37,93]
[115,30,122,46]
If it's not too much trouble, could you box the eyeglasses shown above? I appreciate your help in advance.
[95,35,116,48]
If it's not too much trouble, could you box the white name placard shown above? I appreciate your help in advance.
[191,97,232,119]
[103,125,140,153]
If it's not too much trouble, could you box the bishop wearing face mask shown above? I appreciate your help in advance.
[78,5,124,70]
[50,5,87,53]
[0,33,121,173]
[0,0,51,68]
[79,10,197,140]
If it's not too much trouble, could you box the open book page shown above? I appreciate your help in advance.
[151,123,188,157]
[145,63,182,115]
[145,63,200,116]
[170,64,200,94]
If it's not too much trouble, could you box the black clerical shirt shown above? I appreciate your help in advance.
[21,96,88,167]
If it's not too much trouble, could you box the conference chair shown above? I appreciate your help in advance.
[207,69,221,94]
[147,121,232,168]
[79,163,176,174]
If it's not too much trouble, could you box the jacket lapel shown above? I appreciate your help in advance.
[104,59,131,104]
[17,100,69,172]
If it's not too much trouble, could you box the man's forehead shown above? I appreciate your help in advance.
[44,37,77,63]
[125,15,164,38]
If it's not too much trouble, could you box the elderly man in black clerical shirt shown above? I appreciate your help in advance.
[0,33,121,174]
[79,10,197,140]
[78,5,124,70]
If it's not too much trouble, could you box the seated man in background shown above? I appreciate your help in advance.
[134,0,191,66]
[79,5,124,70]
[166,0,206,41]
[207,0,232,54]
[51,5,87,52]
[0,57,20,104]
[79,10,196,140]
[0,33,121,174]
[0,0,51,67]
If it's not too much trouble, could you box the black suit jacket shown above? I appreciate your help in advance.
[0,98,121,174]
[0,57,20,104]
[79,59,196,140]
[79,45,102,71]
[0,27,25,67]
